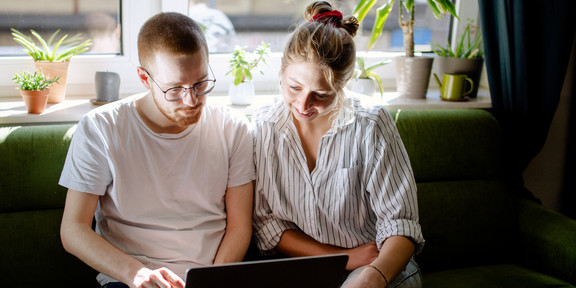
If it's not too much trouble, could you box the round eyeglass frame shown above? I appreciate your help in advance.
[142,65,216,102]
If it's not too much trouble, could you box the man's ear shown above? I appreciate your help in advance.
[137,66,152,90]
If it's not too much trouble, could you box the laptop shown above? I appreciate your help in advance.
[185,254,348,288]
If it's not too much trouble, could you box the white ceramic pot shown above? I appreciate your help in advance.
[229,81,255,106]
[348,78,376,97]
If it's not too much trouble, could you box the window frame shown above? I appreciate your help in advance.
[0,0,479,98]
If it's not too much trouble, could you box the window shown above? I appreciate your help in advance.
[0,0,478,98]
[0,1,122,56]
[188,0,452,53]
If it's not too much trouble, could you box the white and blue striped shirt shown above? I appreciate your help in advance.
[252,95,424,255]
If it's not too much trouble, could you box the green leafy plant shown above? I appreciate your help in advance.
[433,20,483,59]
[354,56,390,97]
[352,0,458,56]
[227,42,271,86]
[11,28,92,62]
[12,70,60,91]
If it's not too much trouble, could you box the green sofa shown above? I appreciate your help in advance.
[1,109,574,287]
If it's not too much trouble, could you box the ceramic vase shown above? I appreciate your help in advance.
[229,81,255,106]
[20,89,49,114]
[349,78,376,97]
[394,56,434,99]
[34,61,70,103]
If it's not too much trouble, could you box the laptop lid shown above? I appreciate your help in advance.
[185,254,348,288]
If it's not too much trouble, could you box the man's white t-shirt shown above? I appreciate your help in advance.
[59,95,255,284]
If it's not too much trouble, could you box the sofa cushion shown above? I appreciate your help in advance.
[0,124,76,212]
[0,209,99,287]
[391,110,517,272]
[392,109,501,182]
[415,180,516,272]
[423,264,575,288]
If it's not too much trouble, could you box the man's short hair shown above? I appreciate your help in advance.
[138,12,208,70]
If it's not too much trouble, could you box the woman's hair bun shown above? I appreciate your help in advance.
[304,1,359,38]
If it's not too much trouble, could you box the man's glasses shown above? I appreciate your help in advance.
[142,65,216,102]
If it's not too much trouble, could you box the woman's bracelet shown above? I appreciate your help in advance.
[365,264,389,286]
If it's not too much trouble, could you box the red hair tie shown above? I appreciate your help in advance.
[311,10,343,25]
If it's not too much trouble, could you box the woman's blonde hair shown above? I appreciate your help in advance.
[281,1,359,94]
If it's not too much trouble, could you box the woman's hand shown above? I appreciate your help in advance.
[344,266,387,288]
[344,241,379,270]
[132,267,185,288]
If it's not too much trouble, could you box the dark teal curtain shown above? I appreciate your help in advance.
[478,0,576,200]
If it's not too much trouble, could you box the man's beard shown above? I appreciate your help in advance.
[153,93,203,127]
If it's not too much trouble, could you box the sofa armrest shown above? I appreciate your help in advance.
[514,197,576,284]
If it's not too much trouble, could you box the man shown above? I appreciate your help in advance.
[60,12,254,288]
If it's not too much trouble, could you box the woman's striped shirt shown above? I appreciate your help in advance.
[251,95,424,254]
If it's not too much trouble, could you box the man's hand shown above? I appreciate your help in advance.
[345,241,379,271]
[132,267,185,288]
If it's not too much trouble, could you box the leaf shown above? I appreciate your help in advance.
[367,1,394,51]
[403,0,414,12]
[244,68,253,82]
[431,20,482,59]
[352,0,378,23]
[233,69,243,85]
[367,71,384,97]
[31,30,53,59]
[366,59,390,71]
[426,0,443,19]
[437,0,459,20]
[54,39,92,61]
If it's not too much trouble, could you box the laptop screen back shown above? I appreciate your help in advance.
[185,254,348,288]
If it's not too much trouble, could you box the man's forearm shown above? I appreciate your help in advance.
[214,182,254,264]
[61,189,145,286]
[61,217,145,285]
[213,225,252,264]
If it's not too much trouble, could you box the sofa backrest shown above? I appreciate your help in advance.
[391,109,517,272]
[0,123,99,287]
[0,109,517,283]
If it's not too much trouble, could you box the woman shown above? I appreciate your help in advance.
[251,1,424,288]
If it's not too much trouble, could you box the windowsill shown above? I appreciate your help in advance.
[0,89,491,125]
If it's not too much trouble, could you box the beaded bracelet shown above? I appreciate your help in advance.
[366,264,389,286]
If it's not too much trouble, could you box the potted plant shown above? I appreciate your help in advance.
[11,28,92,103]
[432,20,484,98]
[349,56,390,97]
[12,69,60,114]
[226,41,270,105]
[352,0,458,99]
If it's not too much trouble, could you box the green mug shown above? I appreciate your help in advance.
[434,73,474,101]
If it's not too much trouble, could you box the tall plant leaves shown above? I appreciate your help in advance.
[353,0,378,23]
[10,28,91,62]
[367,1,394,51]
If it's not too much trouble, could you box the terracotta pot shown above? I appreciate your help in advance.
[34,61,70,103]
[20,89,50,114]
[229,82,255,106]
[435,56,484,98]
[394,56,434,99]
